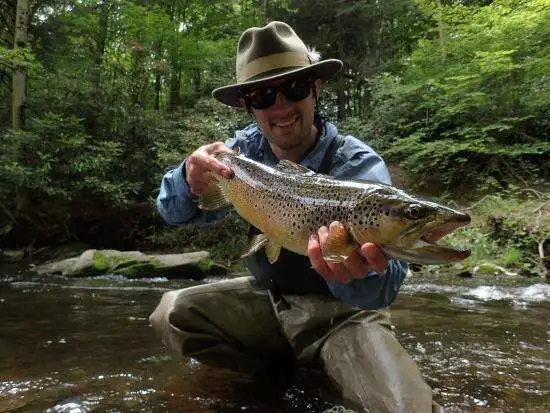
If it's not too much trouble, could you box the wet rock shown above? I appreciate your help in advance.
[455,269,473,278]
[0,249,25,263]
[472,262,517,277]
[34,249,221,279]
[539,239,550,279]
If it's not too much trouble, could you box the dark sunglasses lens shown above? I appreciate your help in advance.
[246,79,311,109]
[248,87,276,109]
[284,79,311,101]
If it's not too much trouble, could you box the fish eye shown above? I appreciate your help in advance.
[404,204,425,220]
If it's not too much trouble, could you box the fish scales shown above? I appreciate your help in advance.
[223,157,360,256]
[201,152,471,265]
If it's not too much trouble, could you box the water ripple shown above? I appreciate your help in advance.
[403,283,550,304]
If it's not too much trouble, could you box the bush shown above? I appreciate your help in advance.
[369,0,550,194]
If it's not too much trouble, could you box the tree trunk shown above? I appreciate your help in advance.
[12,0,28,130]
[192,67,200,98]
[154,72,161,110]
[261,0,267,24]
[129,39,148,109]
[89,0,109,133]
[168,70,181,112]
[153,41,163,111]
[335,2,346,121]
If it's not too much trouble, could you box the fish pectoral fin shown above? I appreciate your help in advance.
[265,242,282,264]
[275,160,315,175]
[198,178,231,211]
[241,234,269,259]
[321,224,359,263]
[241,235,282,263]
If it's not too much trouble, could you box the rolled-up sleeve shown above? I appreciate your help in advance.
[156,136,242,226]
[325,260,409,309]
[156,161,199,226]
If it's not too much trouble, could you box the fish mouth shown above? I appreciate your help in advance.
[384,214,471,264]
[418,216,471,259]
[421,218,468,244]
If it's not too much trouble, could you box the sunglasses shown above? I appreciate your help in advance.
[243,78,314,110]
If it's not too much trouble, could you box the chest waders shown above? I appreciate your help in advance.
[243,135,345,294]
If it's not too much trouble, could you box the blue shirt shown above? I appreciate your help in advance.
[156,121,408,309]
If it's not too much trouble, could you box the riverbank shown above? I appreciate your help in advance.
[1,191,548,283]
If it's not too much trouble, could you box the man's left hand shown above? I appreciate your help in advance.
[308,221,388,283]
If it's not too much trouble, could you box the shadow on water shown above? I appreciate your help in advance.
[0,272,548,412]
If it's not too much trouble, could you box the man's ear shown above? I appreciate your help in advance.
[239,97,254,116]
[314,78,322,92]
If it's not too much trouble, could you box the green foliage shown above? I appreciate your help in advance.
[154,98,250,173]
[370,0,550,193]
[148,211,248,269]
[0,114,140,205]
[1,0,549,257]
[442,190,549,276]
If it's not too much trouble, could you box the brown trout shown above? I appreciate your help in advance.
[199,152,471,265]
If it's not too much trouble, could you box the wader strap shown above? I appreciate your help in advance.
[318,134,345,174]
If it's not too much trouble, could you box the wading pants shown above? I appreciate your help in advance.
[149,276,436,413]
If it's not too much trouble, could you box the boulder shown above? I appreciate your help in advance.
[34,249,222,279]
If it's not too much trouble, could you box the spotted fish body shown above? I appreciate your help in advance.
[199,152,471,265]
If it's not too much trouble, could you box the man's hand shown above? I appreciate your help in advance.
[185,142,234,196]
[308,221,388,283]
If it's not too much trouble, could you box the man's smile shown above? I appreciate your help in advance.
[270,114,300,129]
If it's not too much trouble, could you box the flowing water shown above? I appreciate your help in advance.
[0,270,549,413]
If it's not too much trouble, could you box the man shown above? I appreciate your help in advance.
[150,21,440,413]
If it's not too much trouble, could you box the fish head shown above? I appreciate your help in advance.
[348,189,471,265]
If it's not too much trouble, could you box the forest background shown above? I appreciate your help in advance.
[1,0,549,275]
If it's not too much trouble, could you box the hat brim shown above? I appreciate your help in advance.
[212,59,343,108]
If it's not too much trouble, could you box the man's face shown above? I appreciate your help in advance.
[243,76,322,156]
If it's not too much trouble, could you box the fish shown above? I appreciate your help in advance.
[199,151,471,265]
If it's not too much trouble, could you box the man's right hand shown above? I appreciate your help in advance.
[185,142,234,196]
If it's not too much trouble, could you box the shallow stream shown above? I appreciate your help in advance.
[1,272,548,412]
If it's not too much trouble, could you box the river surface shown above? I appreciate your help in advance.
[0,271,549,413]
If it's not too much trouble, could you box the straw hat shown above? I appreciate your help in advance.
[212,21,343,108]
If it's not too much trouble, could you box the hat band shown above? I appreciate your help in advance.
[238,52,310,83]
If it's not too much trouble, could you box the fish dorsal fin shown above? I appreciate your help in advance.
[233,147,241,155]
[276,160,315,175]
[198,178,231,211]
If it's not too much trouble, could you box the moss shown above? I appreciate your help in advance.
[92,251,111,273]
[113,262,157,279]
[198,258,214,273]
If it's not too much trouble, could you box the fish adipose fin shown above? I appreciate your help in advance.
[275,160,315,175]
[321,223,359,262]
[198,179,231,211]
[241,234,282,263]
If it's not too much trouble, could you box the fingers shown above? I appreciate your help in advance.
[308,233,334,280]
[360,243,388,275]
[308,221,389,284]
[185,142,235,195]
